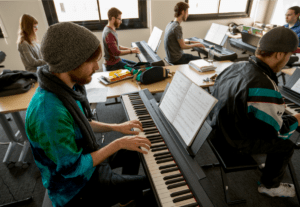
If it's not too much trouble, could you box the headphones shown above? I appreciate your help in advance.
[228,22,242,35]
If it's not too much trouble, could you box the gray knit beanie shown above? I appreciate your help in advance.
[41,22,100,73]
[257,27,299,52]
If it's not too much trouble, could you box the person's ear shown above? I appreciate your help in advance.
[276,52,286,60]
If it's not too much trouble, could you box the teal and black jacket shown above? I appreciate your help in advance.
[207,56,298,148]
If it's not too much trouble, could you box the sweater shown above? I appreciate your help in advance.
[25,87,95,207]
[17,41,47,72]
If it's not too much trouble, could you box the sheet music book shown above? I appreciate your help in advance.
[188,59,216,72]
[204,23,229,46]
[148,26,163,52]
[285,68,300,93]
[159,71,218,146]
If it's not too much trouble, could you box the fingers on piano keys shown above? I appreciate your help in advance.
[122,93,199,207]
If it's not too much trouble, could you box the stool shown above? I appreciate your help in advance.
[164,57,173,66]
[202,134,258,205]
[42,190,53,207]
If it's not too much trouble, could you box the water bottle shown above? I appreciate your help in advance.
[208,45,215,63]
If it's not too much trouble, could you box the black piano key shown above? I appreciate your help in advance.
[167,182,186,190]
[151,144,166,149]
[143,125,156,129]
[154,151,170,157]
[163,173,182,181]
[161,167,179,174]
[180,203,199,207]
[159,163,176,170]
[129,97,141,100]
[151,140,164,144]
[143,121,155,124]
[295,109,300,113]
[147,135,161,139]
[136,113,149,116]
[165,177,185,185]
[139,117,152,121]
[143,128,158,133]
[289,105,300,108]
[135,109,148,112]
[170,189,191,198]
[136,110,149,114]
[138,115,151,119]
[145,130,159,135]
[131,102,144,105]
[157,158,174,164]
[131,100,143,103]
[173,194,193,203]
[155,154,172,160]
[148,137,162,141]
[135,108,147,111]
[133,105,146,109]
[152,146,168,152]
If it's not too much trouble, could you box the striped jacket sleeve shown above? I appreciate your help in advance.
[247,87,298,140]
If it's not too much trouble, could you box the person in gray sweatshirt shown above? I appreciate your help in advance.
[17,14,46,72]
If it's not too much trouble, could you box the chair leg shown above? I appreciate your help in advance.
[220,167,246,205]
[288,161,300,204]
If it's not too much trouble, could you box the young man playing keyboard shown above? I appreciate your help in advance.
[164,1,205,65]
[102,7,140,71]
[25,22,152,207]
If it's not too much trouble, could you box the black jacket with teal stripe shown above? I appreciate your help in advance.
[207,56,298,148]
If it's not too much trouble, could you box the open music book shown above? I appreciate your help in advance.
[159,71,218,146]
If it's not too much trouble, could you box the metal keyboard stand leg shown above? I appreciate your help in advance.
[0,113,19,168]
[0,113,30,169]
[11,112,30,168]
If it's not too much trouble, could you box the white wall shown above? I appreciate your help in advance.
[269,0,300,26]
[0,0,271,71]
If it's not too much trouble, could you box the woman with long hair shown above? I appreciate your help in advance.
[17,14,46,72]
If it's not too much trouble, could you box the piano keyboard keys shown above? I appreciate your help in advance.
[122,94,199,207]
[283,97,300,115]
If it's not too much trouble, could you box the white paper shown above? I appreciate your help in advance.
[148,26,163,52]
[204,23,228,45]
[172,84,217,146]
[159,72,192,123]
[86,88,108,103]
[291,78,300,93]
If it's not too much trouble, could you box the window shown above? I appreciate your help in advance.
[186,0,253,21]
[42,0,147,31]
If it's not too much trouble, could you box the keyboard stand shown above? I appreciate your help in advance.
[0,112,30,169]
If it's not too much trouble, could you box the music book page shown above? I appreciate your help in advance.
[148,26,163,52]
[159,71,192,123]
[172,84,217,146]
[205,23,228,45]
[160,71,218,146]
[291,78,300,93]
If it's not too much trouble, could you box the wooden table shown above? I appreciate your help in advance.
[140,61,233,93]
[89,61,234,96]
[282,68,296,76]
